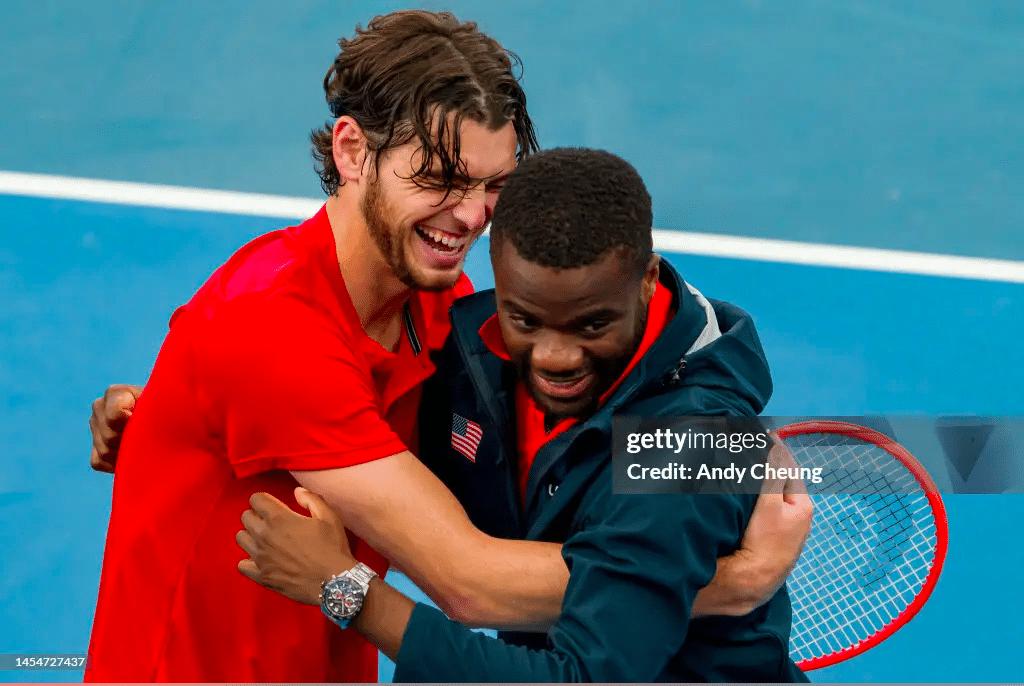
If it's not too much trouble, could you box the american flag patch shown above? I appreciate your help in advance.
[451,414,483,463]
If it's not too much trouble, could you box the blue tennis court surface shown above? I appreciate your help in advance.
[3,0,1024,682]
[2,196,1022,683]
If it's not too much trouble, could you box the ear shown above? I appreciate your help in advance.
[332,116,370,185]
[640,253,661,305]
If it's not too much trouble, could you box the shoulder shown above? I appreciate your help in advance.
[170,216,336,323]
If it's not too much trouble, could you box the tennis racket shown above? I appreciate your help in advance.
[775,421,948,671]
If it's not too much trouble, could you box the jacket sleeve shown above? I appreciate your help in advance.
[393,480,752,683]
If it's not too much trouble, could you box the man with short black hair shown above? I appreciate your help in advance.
[238,148,811,683]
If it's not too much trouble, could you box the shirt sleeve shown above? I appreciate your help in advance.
[393,481,754,683]
[191,294,409,478]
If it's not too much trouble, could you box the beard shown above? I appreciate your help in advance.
[360,175,456,293]
[361,174,418,290]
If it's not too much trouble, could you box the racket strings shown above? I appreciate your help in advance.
[784,435,938,664]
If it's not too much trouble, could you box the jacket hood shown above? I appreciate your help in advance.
[447,258,773,422]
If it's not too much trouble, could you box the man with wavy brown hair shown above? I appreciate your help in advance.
[86,11,543,682]
[85,10,810,683]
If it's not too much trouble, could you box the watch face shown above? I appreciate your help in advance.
[324,577,362,618]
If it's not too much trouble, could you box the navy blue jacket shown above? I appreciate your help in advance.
[395,261,808,682]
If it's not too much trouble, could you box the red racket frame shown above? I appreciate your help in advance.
[776,421,949,671]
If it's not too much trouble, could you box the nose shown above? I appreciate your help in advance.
[450,184,490,233]
[531,331,585,377]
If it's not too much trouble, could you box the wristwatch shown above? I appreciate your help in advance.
[320,562,378,629]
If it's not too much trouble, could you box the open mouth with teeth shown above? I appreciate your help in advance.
[415,224,469,255]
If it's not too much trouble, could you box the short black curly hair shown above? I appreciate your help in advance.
[489,147,653,276]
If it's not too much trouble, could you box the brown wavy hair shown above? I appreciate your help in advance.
[310,10,538,196]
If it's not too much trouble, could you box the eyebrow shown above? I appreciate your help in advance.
[502,302,622,326]
[422,171,511,187]
[567,308,620,325]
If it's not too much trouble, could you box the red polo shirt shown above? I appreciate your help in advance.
[85,206,471,683]
[479,283,673,502]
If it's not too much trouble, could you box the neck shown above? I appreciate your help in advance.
[325,193,412,348]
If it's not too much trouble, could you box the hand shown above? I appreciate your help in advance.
[89,384,144,473]
[237,487,357,606]
[736,434,814,595]
[693,435,814,616]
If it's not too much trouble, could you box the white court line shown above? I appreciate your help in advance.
[3,169,1024,284]
[0,170,322,220]
[651,229,1024,284]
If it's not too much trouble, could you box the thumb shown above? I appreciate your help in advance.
[757,434,789,497]
[294,487,334,521]
[107,386,141,429]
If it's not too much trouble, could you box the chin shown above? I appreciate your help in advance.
[410,270,462,292]
[408,257,467,291]
[537,396,596,421]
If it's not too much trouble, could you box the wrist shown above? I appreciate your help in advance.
[707,550,766,616]
[730,549,777,609]
[320,561,377,629]
[305,555,357,606]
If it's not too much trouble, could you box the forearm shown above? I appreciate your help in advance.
[453,535,567,631]
[370,527,565,631]
[353,578,415,661]
[293,456,566,631]
[691,550,768,617]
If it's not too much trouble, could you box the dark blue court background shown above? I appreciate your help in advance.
[2,1,1023,682]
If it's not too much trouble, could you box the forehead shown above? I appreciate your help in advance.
[401,116,518,180]
[455,119,518,177]
[493,244,639,318]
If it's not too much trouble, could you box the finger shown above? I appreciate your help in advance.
[90,397,118,452]
[240,509,264,537]
[236,529,257,557]
[91,418,115,459]
[90,396,104,429]
[104,383,142,406]
[96,412,129,447]
[765,433,811,499]
[774,441,810,499]
[294,487,335,522]
[782,472,810,500]
[89,447,115,474]
[756,436,789,497]
[237,557,261,583]
[249,492,290,520]
[102,391,136,433]
[785,491,815,524]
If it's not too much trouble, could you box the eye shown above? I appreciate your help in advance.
[580,320,611,335]
[509,313,540,331]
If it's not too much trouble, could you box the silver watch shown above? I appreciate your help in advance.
[320,562,378,629]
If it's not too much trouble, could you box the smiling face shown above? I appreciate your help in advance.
[493,239,660,421]
[359,118,518,291]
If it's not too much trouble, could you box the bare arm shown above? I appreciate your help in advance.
[94,391,809,627]
[290,454,567,631]
[85,380,561,629]
[297,441,811,626]
[692,433,814,616]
